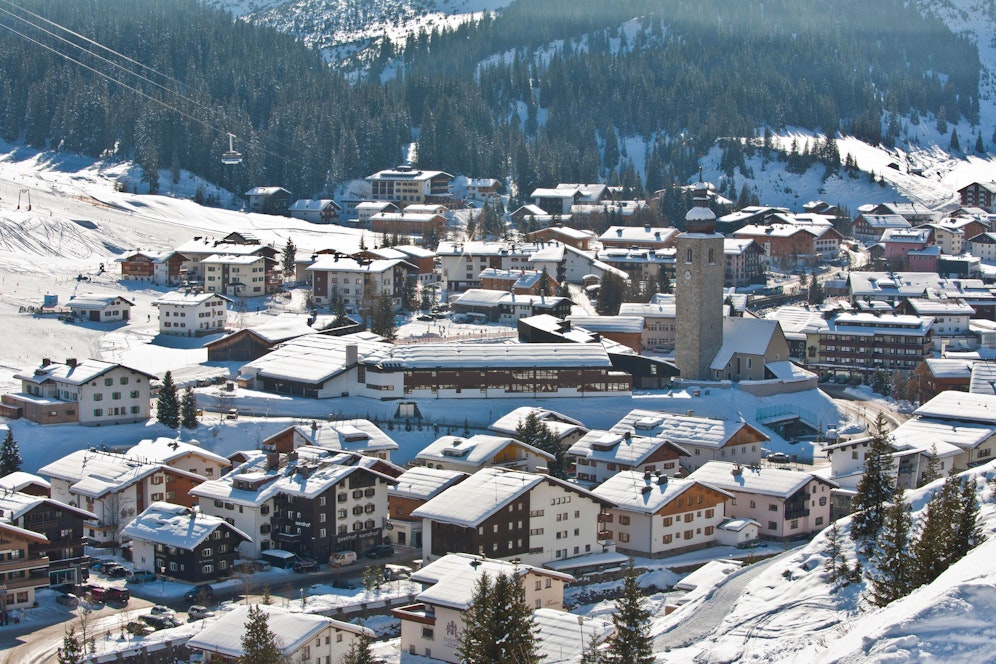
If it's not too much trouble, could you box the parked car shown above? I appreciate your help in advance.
[105,565,128,579]
[127,570,157,584]
[329,550,357,568]
[138,614,180,631]
[416,314,433,322]
[149,605,176,619]
[365,544,395,559]
[767,452,792,465]
[293,559,320,573]
[106,587,130,603]
[56,593,80,608]
[187,605,214,621]
[125,620,154,636]
[83,584,108,602]
[183,584,215,604]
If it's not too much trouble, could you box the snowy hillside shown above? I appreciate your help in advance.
[208,0,513,62]
[658,463,996,663]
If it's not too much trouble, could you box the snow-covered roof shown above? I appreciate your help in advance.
[610,409,768,449]
[186,605,372,658]
[0,471,50,493]
[121,502,250,549]
[857,213,911,228]
[245,186,289,196]
[365,342,615,370]
[825,313,931,336]
[243,333,391,385]
[288,198,339,212]
[618,301,676,318]
[173,239,265,257]
[15,358,156,386]
[66,293,135,309]
[415,434,553,468]
[922,358,976,379]
[0,490,95,522]
[599,226,676,243]
[765,361,815,380]
[38,449,202,499]
[389,467,467,501]
[284,420,399,455]
[534,608,614,663]
[904,298,975,316]
[152,291,232,307]
[200,253,263,266]
[125,437,231,467]
[489,407,587,439]
[914,391,996,424]
[366,167,451,182]
[687,462,836,498]
[969,362,996,396]
[412,552,573,603]
[718,517,760,533]
[710,318,781,371]
[591,471,733,514]
[569,430,688,466]
[306,255,406,274]
[189,450,397,507]
[566,315,644,334]
[889,417,994,453]
[411,468,611,527]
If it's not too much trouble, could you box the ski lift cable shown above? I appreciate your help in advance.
[0,14,311,172]
[0,0,193,102]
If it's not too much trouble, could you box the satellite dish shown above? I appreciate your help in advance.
[221,133,242,165]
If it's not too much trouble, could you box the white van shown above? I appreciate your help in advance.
[329,550,357,567]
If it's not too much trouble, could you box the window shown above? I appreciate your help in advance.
[104,378,113,386]
[662,516,673,527]
[618,515,630,526]
[422,627,434,640]
[93,408,103,417]
[662,534,673,544]
[93,393,103,402]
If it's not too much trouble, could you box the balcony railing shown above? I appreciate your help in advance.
[784,508,810,521]
[0,556,49,573]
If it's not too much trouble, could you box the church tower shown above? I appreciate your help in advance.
[675,181,725,381]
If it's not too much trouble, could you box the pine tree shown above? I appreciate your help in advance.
[867,489,914,607]
[261,585,272,605]
[605,561,654,664]
[281,237,296,276]
[516,412,566,479]
[341,632,376,664]
[238,605,281,664]
[976,133,985,153]
[537,267,551,296]
[596,272,625,315]
[580,638,605,664]
[0,429,22,475]
[180,387,199,429]
[823,521,854,588]
[850,413,896,554]
[156,371,180,429]
[456,571,541,664]
[919,445,942,487]
[912,475,958,588]
[949,127,960,151]
[952,475,983,561]
[456,572,496,663]
[369,291,397,341]
[58,626,85,664]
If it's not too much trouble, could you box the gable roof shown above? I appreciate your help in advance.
[126,438,231,467]
[610,409,769,449]
[66,293,135,309]
[15,358,156,386]
[187,605,372,658]
[411,468,612,527]
[122,502,250,549]
[688,461,836,498]
[913,391,996,424]
[273,420,399,455]
[38,450,203,499]
[568,430,689,466]
[489,407,587,439]
[0,491,96,522]
[415,434,553,468]
[710,318,784,371]
[389,467,468,501]
[591,471,732,515]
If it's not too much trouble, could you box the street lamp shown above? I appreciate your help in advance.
[577,615,585,656]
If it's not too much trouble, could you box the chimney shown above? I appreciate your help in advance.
[345,344,358,366]
[266,452,279,470]
[657,475,668,486]
[643,469,652,481]
[66,358,78,368]
[41,358,51,367]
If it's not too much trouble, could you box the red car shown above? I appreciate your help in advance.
[83,584,108,602]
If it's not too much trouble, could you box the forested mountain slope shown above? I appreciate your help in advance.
[0,0,989,207]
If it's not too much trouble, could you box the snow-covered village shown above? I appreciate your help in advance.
[1,1,996,663]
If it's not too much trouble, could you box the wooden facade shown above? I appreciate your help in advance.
[153,524,247,584]
[429,495,531,559]
[393,366,632,396]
